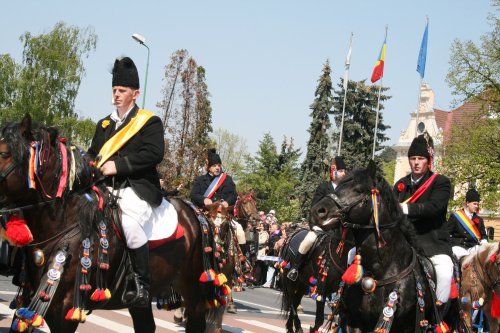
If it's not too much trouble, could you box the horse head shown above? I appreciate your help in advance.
[204,201,231,228]
[233,192,259,229]
[482,242,500,297]
[310,160,378,231]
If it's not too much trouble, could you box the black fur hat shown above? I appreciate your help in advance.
[207,148,222,167]
[466,189,480,202]
[408,133,433,159]
[333,156,346,170]
[112,57,139,89]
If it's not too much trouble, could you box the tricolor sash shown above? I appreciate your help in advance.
[453,210,481,241]
[203,173,227,199]
[403,173,439,204]
[96,109,154,168]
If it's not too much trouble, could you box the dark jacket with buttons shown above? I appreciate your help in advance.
[393,170,453,257]
[190,172,237,208]
[447,210,487,248]
[88,105,165,206]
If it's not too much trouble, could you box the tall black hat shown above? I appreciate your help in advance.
[112,57,140,89]
[408,133,433,159]
[465,189,481,202]
[333,156,347,170]
[207,148,222,167]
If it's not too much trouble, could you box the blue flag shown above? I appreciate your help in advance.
[416,22,428,78]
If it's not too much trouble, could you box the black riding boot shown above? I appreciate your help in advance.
[124,244,151,307]
[287,253,305,281]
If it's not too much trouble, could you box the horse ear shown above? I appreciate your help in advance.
[20,114,33,140]
[367,159,377,179]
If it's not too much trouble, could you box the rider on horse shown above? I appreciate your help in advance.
[190,148,237,209]
[88,56,166,308]
[287,156,348,281]
[393,133,454,309]
[447,188,488,261]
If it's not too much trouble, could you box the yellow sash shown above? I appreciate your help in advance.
[96,109,155,168]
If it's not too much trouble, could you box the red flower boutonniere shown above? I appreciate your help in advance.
[473,217,480,225]
[397,183,405,192]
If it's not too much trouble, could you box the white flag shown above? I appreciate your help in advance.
[343,34,353,91]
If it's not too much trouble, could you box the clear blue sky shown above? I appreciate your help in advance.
[1,1,493,154]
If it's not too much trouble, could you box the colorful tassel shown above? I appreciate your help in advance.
[435,321,450,333]
[5,216,33,246]
[449,277,459,299]
[65,308,75,320]
[342,254,364,285]
[491,292,500,318]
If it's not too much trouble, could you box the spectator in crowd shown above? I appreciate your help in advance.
[255,222,269,286]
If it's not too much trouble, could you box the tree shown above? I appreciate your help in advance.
[157,50,214,191]
[443,1,500,213]
[238,133,302,222]
[0,22,97,143]
[330,79,391,170]
[212,128,248,181]
[298,61,334,218]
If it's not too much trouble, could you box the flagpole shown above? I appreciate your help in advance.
[337,32,353,156]
[372,26,388,159]
[372,81,382,159]
[415,17,429,137]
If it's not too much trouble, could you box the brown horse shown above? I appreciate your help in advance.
[0,115,218,333]
[460,242,500,332]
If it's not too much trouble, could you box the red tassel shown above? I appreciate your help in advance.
[449,277,459,299]
[342,254,364,285]
[65,308,75,320]
[435,321,450,333]
[491,291,500,318]
[5,216,33,246]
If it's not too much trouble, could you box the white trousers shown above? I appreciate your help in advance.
[452,245,480,260]
[114,187,153,249]
[430,254,454,303]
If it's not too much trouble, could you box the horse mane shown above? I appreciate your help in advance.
[346,167,421,251]
[462,242,499,267]
[1,119,94,194]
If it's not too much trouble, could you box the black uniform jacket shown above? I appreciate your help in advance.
[311,181,335,208]
[393,170,453,257]
[88,105,165,207]
[447,211,487,249]
[190,172,237,208]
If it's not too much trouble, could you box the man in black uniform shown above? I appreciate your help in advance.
[88,57,165,307]
[287,156,348,281]
[448,188,487,260]
[393,133,453,305]
[190,148,237,208]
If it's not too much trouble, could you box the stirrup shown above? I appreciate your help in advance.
[287,268,298,281]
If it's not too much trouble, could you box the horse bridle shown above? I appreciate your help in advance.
[0,148,17,184]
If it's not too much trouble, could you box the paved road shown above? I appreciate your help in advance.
[0,275,326,332]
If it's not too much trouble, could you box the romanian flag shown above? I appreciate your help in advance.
[370,38,387,83]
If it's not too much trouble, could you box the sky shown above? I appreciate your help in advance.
[0,1,494,155]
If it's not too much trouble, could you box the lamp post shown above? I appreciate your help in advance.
[131,33,150,109]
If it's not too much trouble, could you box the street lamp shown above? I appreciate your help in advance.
[131,33,150,109]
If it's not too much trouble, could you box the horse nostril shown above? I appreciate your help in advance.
[317,207,327,218]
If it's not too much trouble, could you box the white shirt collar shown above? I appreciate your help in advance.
[411,175,424,184]
[110,106,134,130]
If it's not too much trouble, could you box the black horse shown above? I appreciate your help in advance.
[280,226,351,333]
[310,161,462,333]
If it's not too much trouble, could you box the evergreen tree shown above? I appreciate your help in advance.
[239,133,301,221]
[299,61,334,218]
[331,79,391,170]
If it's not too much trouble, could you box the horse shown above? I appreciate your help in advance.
[460,242,500,332]
[310,161,462,333]
[280,226,351,333]
[0,115,219,333]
